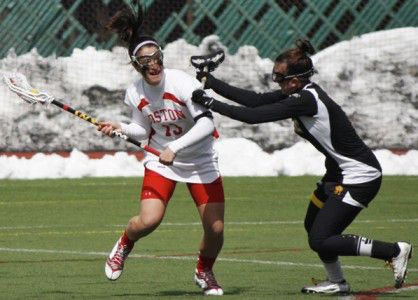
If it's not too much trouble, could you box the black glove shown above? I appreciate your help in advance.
[196,71,213,89]
[192,89,215,108]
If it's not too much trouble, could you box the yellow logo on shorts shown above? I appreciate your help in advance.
[334,185,344,195]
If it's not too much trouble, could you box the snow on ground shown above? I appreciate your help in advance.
[1,140,417,179]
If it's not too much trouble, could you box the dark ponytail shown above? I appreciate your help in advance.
[275,38,316,79]
[107,6,143,44]
[107,5,158,57]
[295,39,315,55]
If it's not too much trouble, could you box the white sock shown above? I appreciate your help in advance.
[358,236,373,256]
[323,260,344,283]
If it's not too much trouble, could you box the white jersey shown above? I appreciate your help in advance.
[124,68,220,183]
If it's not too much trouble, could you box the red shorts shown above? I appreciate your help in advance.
[140,168,225,206]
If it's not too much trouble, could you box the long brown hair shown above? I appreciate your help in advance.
[107,5,157,57]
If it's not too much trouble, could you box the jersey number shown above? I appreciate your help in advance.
[162,124,183,137]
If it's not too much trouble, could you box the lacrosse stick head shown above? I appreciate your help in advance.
[190,49,225,72]
[3,73,54,105]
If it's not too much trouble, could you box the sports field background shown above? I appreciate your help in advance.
[0,176,416,299]
[1,1,417,298]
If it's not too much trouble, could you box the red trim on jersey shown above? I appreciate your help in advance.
[163,92,186,106]
[137,98,150,111]
[212,129,220,139]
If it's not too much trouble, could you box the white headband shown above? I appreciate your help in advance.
[132,41,159,56]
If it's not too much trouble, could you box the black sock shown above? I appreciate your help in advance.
[371,241,399,260]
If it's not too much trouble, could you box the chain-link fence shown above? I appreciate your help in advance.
[0,0,417,59]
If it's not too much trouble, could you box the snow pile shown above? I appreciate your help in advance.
[1,140,417,179]
[0,28,417,152]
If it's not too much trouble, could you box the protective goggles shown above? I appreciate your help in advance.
[272,68,315,83]
[131,49,163,68]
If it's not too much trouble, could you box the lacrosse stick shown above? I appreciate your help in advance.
[190,49,225,85]
[3,73,161,156]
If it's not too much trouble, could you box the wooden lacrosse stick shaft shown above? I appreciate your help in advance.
[50,99,161,156]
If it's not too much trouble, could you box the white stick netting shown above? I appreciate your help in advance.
[3,72,54,105]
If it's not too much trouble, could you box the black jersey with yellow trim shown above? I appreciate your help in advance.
[209,81,382,184]
[294,83,381,184]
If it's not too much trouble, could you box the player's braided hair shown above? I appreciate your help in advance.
[275,39,316,78]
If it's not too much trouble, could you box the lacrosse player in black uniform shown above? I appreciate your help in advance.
[191,39,412,295]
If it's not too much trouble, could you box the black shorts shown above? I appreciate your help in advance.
[312,176,382,208]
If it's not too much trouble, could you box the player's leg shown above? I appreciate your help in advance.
[342,178,412,288]
[302,181,351,294]
[304,180,327,234]
[196,202,224,265]
[302,194,360,294]
[188,177,225,296]
[304,178,412,292]
[105,168,176,280]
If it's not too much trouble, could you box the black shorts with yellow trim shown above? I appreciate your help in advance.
[310,177,382,209]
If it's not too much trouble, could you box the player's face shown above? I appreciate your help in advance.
[133,45,164,86]
[272,62,300,95]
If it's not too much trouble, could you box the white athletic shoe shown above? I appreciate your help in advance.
[194,269,224,296]
[390,242,412,288]
[301,279,350,295]
[105,237,133,281]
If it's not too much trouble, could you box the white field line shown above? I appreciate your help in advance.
[0,247,417,273]
[1,218,417,230]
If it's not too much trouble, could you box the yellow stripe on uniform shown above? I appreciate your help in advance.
[310,193,324,208]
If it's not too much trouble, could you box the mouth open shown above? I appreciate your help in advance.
[147,67,162,76]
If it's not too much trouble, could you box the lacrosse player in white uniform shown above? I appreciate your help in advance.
[98,7,224,296]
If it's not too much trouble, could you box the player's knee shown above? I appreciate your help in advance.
[308,234,326,253]
[142,215,162,230]
[205,220,224,237]
[131,214,162,232]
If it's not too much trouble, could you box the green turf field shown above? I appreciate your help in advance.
[0,176,417,299]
